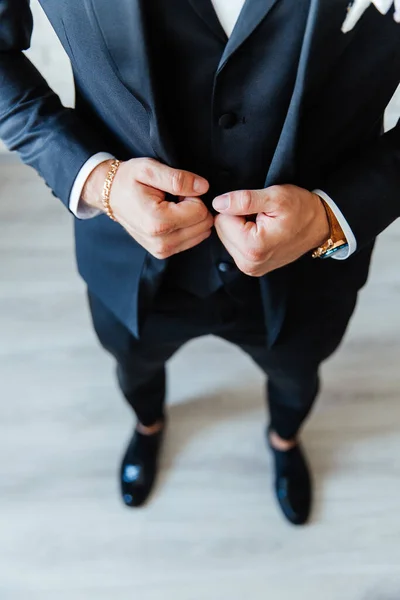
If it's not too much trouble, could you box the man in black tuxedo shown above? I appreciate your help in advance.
[1,0,399,525]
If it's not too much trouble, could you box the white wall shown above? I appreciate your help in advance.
[27,0,74,106]
[0,0,399,152]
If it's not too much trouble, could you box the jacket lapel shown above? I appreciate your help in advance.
[217,0,281,72]
[187,0,228,42]
[261,0,359,347]
[265,0,356,185]
[84,0,178,164]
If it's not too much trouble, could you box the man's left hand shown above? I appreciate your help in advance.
[212,184,330,277]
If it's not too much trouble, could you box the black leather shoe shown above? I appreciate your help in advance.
[267,430,312,526]
[120,423,165,508]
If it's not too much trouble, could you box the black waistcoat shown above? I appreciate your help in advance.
[141,0,310,296]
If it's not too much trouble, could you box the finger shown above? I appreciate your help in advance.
[142,227,212,260]
[214,214,255,253]
[133,158,209,197]
[124,187,211,236]
[164,197,213,229]
[215,214,266,271]
[169,210,214,242]
[212,188,271,216]
[119,213,212,259]
[172,230,212,256]
[143,213,213,255]
[143,195,212,234]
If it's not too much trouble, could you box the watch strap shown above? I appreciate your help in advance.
[312,200,348,259]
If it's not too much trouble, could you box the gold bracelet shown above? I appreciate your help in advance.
[102,159,121,221]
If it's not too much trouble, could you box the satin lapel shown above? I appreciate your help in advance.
[217,0,280,73]
[187,0,228,42]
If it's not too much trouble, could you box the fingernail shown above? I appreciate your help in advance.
[212,194,230,211]
[194,178,207,193]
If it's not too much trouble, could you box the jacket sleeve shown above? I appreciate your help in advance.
[321,119,400,251]
[0,0,106,206]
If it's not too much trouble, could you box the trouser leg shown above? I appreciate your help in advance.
[221,286,358,440]
[87,283,227,426]
[229,335,320,440]
[266,369,320,440]
[88,291,183,426]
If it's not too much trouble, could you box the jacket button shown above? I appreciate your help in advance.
[218,261,235,273]
[218,113,237,129]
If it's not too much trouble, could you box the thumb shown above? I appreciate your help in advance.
[212,189,269,216]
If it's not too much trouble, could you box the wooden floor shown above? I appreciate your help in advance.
[1,162,400,599]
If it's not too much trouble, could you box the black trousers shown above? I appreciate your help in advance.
[88,278,357,440]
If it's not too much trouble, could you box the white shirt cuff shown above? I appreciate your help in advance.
[313,189,357,260]
[69,152,115,219]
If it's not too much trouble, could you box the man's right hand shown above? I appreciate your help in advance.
[82,157,213,259]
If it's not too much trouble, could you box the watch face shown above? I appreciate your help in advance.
[321,243,349,259]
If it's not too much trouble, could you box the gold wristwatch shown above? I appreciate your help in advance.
[312,200,348,259]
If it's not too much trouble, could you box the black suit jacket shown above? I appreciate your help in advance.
[1,0,399,344]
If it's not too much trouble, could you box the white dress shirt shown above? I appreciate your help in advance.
[70,0,356,259]
[210,0,246,35]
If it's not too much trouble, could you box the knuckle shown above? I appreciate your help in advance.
[171,170,186,195]
[196,206,211,225]
[152,241,171,260]
[198,202,210,220]
[268,185,283,199]
[237,260,255,277]
[142,165,156,182]
[243,245,264,263]
[147,220,172,237]
[184,199,209,225]
[268,185,280,197]
[236,259,256,277]
[269,186,286,208]
[243,264,259,277]
[148,201,164,218]
[239,190,253,214]
[135,158,156,181]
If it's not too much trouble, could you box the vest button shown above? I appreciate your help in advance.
[218,261,235,273]
[218,113,237,129]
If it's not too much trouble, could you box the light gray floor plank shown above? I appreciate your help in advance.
[1,163,400,599]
